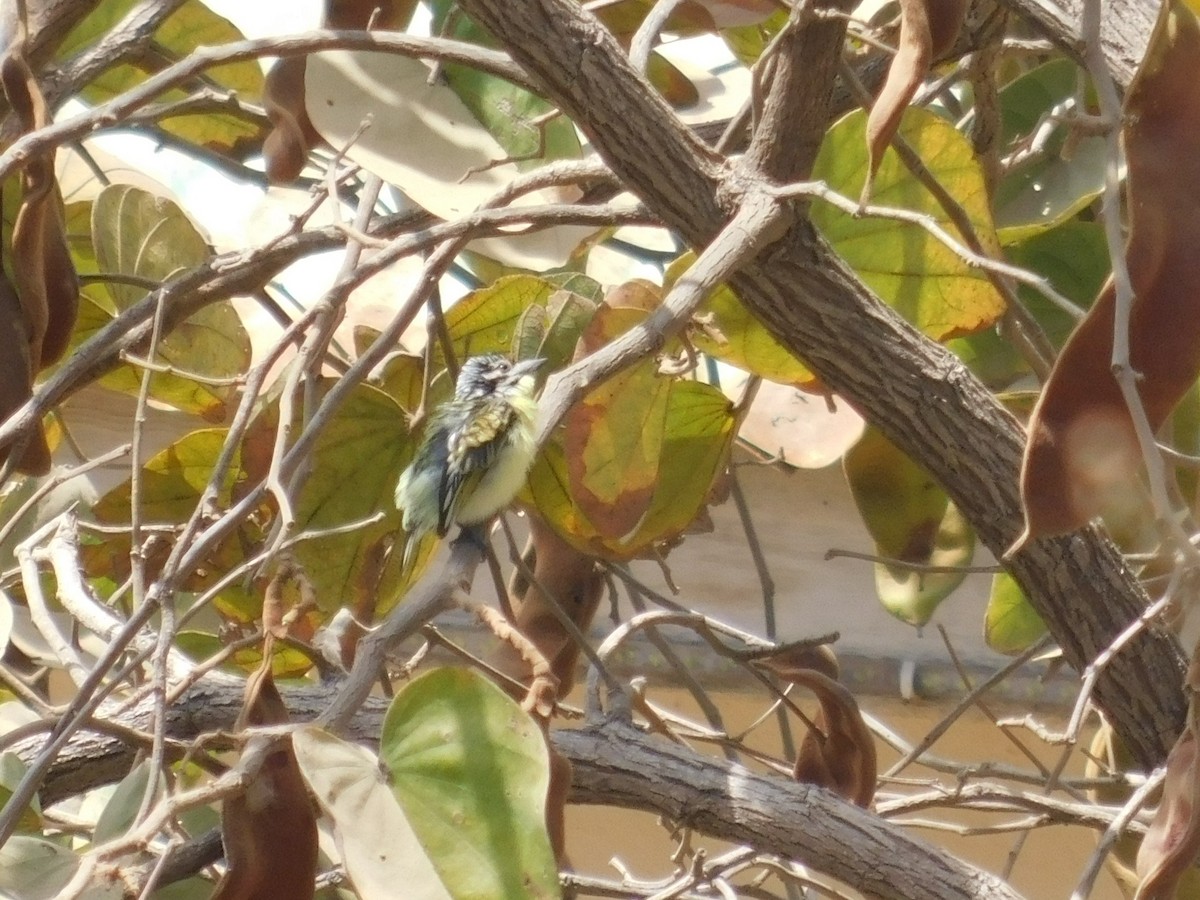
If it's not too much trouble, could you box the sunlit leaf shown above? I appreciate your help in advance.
[292,383,415,616]
[94,429,238,524]
[564,360,667,540]
[294,727,453,900]
[844,427,974,625]
[667,252,814,387]
[622,380,735,548]
[59,1,266,157]
[646,53,700,107]
[175,631,313,678]
[994,60,1105,243]
[984,572,1047,654]
[442,275,558,363]
[380,668,560,900]
[88,185,249,419]
[812,107,1006,342]
[721,8,789,65]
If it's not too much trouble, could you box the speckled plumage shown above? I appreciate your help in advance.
[395,355,542,565]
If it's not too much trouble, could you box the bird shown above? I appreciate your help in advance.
[395,354,544,566]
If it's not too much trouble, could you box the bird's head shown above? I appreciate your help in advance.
[454,354,545,401]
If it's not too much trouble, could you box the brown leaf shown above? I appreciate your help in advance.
[262,57,321,185]
[762,650,876,807]
[491,517,603,698]
[214,648,318,900]
[1137,729,1200,899]
[0,272,47,473]
[0,25,79,475]
[862,0,967,201]
[1015,0,1200,547]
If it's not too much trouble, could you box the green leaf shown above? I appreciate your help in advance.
[667,252,814,387]
[542,271,603,303]
[844,427,975,626]
[721,9,790,64]
[993,60,1105,242]
[522,440,602,547]
[811,107,1007,342]
[0,752,39,833]
[174,631,313,678]
[0,837,114,900]
[984,572,1048,654]
[94,429,238,524]
[59,1,266,157]
[536,290,598,372]
[1005,221,1108,346]
[442,274,559,363]
[428,1,581,168]
[948,220,1108,386]
[380,668,560,900]
[563,347,668,541]
[88,185,250,419]
[292,383,416,615]
[293,727,453,900]
[622,380,735,548]
[94,761,163,844]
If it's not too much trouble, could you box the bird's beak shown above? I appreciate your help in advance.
[512,357,546,377]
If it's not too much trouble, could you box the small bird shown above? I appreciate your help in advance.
[395,354,544,565]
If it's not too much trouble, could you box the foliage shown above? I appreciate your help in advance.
[0,0,1193,897]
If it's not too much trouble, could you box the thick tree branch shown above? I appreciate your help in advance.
[15,680,1022,900]
[455,0,1186,769]
[1001,0,1152,86]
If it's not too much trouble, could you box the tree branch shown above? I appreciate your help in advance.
[13,679,1023,900]
[454,0,1186,770]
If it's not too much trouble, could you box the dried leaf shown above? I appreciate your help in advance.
[262,57,320,184]
[0,26,79,475]
[214,651,318,900]
[761,653,877,807]
[1015,0,1200,546]
[491,518,603,698]
[1137,729,1200,899]
[0,274,46,473]
[862,0,967,200]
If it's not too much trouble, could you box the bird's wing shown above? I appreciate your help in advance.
[437,398,516,534]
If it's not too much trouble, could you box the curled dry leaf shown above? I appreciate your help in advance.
[1136,728,1200,900]
[214,647,318,900]
[1015,0,1200,547]
[0,28,79,474]
[760,645,877,807]
[862,0,967,201]
[262,57,321,184]
[491,517,603,699]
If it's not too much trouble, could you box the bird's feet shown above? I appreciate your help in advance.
[452,522,491,555]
